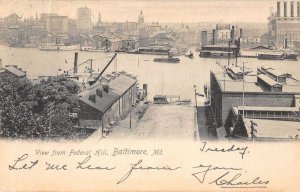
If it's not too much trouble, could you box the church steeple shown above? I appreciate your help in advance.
[138,10,144,24]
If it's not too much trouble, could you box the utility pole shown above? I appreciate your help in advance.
[242,62,245,117]
[194,85,198,108]
[228,40,231,66]
[250,120,257,141]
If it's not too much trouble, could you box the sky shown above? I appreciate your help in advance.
[0,0,277,23]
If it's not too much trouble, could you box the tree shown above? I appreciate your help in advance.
[0,74,81,139]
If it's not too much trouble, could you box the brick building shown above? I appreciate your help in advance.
[78,72,137,130]
[210,65,300,127]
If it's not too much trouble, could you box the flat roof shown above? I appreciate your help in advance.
[212,68,300,94]
[234,106,299,113]
[213,71,264,93]
[243,118,300,139]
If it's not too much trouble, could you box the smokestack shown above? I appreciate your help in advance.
[74,52,78,74]
[231,26,235,43]
[212,29,216,45]
[291,1,294,17]
[277,1,281,16]
[285,38,288,49]
[284,1,287,17]
[298,1,300,17]
[239,28,243,38]
[0,59,2,69]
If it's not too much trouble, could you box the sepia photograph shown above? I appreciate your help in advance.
[0,0,300,191]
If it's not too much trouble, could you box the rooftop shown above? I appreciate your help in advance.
[243,118,300,139]
[0,65,26,77]
[212,66,300,94]
[79,88,119,113]
[79,72,137,113]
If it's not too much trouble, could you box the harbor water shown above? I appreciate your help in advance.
[0,45,299,101]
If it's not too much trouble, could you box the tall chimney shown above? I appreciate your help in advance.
[74,52,78,74]
[212,29,216,45]
[230,26,235,43]
[298,1,300,17]
[239,28,243,38]
[277,0,281,16]
[0,59,2,69]
[291,1,294,17]
[284,1,287,17]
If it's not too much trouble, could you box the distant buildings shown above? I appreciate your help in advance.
[40,13,69,34]
[77,7,92,32]
[268,0,300,48]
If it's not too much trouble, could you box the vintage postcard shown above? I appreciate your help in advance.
[0,0,300,191]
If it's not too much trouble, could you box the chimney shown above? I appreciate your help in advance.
[0,59,2,69]
[74,52,78,74]
[284,1,287,17]
[291,1,294,17]
[239,28,243,38]
[103,84,109,93]
[277,0,281,16]
[230,26,235,43]
[298,1,300,17]
[96,87,103,97]
[88,94,96,102]
[212,29,216,45]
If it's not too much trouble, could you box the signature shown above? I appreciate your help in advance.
[192,164,269,188]
[117,159,181,184]
[200,142,249,159]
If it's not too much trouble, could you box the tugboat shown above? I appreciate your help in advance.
[185,51,194,58]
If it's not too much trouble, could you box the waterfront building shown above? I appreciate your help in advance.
[239,36,262,49]
[78,72,137,130]
[77,7,92,33]
[268,0,300,48]
[210,65,300,127]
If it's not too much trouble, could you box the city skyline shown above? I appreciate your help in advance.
[0,0,277,23]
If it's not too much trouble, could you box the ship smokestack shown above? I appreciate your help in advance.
[74,52,78,74]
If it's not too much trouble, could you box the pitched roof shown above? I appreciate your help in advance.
[109,74,137,95]
[79,88,119,113]
[4,66,26,77]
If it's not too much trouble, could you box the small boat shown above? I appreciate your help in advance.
[153,56,180,63]
[185,51,194,58]
[153,95,169,104]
